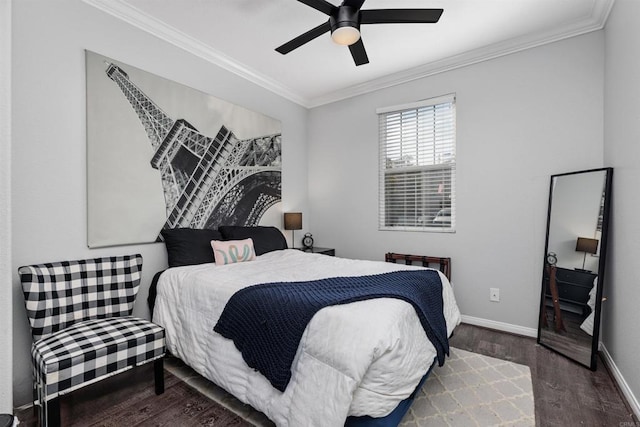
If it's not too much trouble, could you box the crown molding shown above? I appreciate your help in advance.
[84,0,614,109]
[82,0,309,107]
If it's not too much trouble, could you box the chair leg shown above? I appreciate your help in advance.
[45,397,60,427]
[154,358,164,395]
[32,383,38,418]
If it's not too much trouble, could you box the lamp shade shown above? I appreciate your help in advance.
[284,212,302,230]
[576,237,598,254]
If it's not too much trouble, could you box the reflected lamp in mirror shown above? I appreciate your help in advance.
[575,237,598,271]
[284,212,302,249]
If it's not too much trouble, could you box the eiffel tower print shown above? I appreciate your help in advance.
[97,58,282,237]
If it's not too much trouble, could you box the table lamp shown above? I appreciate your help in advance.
[575,237,598,271]
[284,212,302,249]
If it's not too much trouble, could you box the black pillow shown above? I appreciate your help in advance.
[160,228,222,268]
[218,226,288,256]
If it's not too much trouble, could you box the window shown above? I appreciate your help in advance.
[378,94,456,231]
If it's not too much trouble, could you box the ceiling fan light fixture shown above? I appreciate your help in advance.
[329,5,360,46]
[331,26,361,46]
[275,1,444,66]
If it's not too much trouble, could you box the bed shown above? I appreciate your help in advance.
[150,227,461,427]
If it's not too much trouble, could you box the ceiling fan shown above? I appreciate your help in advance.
[275,0,444,66]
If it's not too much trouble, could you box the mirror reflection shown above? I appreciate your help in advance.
[538,168,612,369]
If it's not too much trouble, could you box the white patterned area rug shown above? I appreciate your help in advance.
[400,347,535,427]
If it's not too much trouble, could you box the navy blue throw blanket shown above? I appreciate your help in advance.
[213,269,448,392]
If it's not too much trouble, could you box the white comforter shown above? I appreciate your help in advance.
[153,249,461,427]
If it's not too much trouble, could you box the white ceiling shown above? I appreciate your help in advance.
[84,0,613,108]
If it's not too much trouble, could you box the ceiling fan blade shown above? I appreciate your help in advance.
[360,9,443,24]
[276,21,332,55]
[342,0,366,9]
[348,38,369,66]
[298,0,336,16]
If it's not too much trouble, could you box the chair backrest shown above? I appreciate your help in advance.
[19,254,143,341]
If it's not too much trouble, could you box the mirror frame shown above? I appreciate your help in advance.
[537,167,613,370]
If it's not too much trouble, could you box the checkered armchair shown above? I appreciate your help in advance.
[19,254,166,427]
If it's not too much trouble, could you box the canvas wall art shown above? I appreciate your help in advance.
[86,51,282,248]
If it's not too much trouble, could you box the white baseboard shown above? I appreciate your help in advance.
[460,315,538,338]
[15,401,32,412]
[599,343,640,420]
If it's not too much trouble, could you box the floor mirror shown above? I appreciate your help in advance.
[537,167,613,369]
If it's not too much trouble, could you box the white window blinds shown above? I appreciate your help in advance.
[378,94,456,231]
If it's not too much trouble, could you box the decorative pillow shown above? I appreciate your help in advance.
[218,226,288,256]
[160,228,222,268]
[211,239,256,266]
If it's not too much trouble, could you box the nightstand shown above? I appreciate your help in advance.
[545,267,597,315]
[297,247,335,256]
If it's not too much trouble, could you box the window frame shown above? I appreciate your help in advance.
[377,94,456,232]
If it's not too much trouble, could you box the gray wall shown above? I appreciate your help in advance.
[603,0,640,413]
[11,0,308,406]
[307,32,605,331]
[1,0,12,415]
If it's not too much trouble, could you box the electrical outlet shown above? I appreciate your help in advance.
[490,288,500,302]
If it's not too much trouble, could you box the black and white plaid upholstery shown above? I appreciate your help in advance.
[32,316,165,397]
[21,254,144,342]
[19,254,166,427]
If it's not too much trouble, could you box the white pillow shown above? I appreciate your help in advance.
[211,238,256,266]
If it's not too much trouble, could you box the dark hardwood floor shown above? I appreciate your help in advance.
[14,365,252,427]
[450,323,638,426]
[15,323,639,426]
[539,307,593,367]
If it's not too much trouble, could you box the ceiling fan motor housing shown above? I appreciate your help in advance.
[330,6,361,33]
